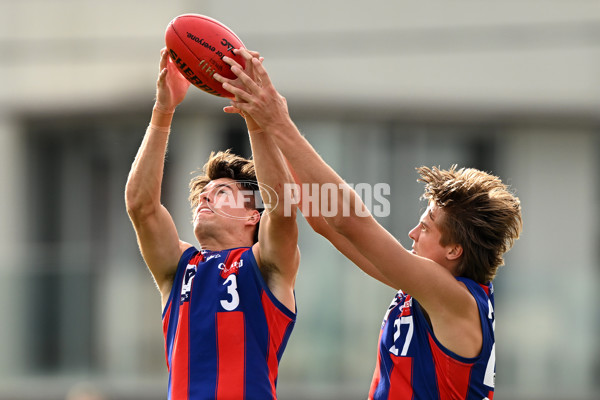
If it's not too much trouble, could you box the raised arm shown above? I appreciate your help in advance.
[282,158,396,287]
[125,48,192,308]
[249,129,300,312]
[220,56,484,357]
[216,53,396,288]
[215,50,300,313]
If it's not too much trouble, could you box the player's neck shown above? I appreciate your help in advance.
[196,234,253,252]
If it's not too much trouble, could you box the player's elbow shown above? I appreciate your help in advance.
[125,186,156,224]
[304,215,327,237]
[326,213,352,236]
[125,185,141,214]
[267,201,297,222]
[326,193,372,236]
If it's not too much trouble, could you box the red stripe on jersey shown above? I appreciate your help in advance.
[171,302,190,400]
[428,335,473,400]
[220,248,248,278]
[367,331,383,400]
[162,302,172,371]
[261,291,293,399]
[479,284,490,296]
[400,295,412,317]
[216,311,245,400]
[388,355,413,400]
[191,253,204,264]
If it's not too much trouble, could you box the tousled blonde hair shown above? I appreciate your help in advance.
[418,166,522,283]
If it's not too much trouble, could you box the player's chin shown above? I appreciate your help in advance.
[192,214,211,228]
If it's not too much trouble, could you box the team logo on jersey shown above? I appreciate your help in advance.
[382,291,407,325]
[218,258,243,279]
[400,295,413,317]
[180,264,197,304]
[203,252,221,262]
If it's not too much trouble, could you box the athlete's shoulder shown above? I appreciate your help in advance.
[180,245,200,263]
[456,277,493,298]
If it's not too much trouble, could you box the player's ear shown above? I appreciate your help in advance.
[246,209,261,226]
[446,243,463,261]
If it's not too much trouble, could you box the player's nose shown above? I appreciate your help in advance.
[200,191,211,203]
[408,224,419,241]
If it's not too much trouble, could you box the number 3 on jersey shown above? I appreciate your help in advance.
[220,274,240,311]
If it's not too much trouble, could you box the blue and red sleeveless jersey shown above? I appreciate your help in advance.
[162,246,296,400]
[368,277,496,400]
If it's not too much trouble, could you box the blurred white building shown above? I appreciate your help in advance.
[0,1,598,399]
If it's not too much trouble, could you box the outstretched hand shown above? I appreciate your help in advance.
[214,49,291,132]
[213,48,263,131]
[155,48,191,113]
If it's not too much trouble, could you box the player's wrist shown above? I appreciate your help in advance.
[153,104,176,115]
[268,117,296,139]
[148,123,171,133]
[151,103,176,130]
[245,116,262,134]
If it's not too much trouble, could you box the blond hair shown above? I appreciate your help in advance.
[418,166,522,283]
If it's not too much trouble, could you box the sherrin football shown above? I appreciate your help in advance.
[165,14,246,98]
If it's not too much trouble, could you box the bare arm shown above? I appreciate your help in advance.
[284,158,396,287]
[125,49,192,308]
[222,57,482,357]
[249,131,300,313]
[216,50,300,313]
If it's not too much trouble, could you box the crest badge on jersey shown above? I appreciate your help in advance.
[218,258,243,279]
[180,264,197,304]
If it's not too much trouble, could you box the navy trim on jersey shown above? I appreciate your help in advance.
[248,248,297,320]
[414,280,490,364]
[162,245,196,319]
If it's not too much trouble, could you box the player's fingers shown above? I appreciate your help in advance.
[213,73,233,86]
[157,68,168,85]
[224,104,250,121]
[248,51,261,61]
[222,56,244,72]
[234,48,260,61]
[222,81,251,102]
[235,49,256,76]
[236,48,253,62]
[215,72,246,99]
[239,51,258,80]
[229,65,261,94]
[251,57,273,88]
[159,49,168,71]
[225,53,258,86]
[223,105,242,115]
[230,100,251,116]
[215,73,248,97]
[236,50,264,83]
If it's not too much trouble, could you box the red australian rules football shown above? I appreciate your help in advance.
[165,14,246,98]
